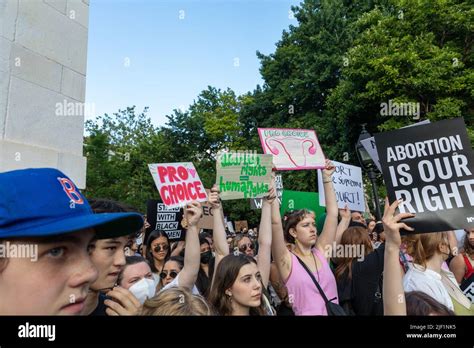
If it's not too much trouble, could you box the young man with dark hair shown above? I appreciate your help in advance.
[84,199,145,316]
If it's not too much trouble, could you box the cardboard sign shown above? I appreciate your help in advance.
[250,174,283,209]
[317,160,366,212]
[235,220,249,232]
[360,120,431,172]
[216,152,273,200]
[375,118,474,233]
[258,128,325,170]
[145,200,185,241]
[280,190,325,218]
[148,162,207,208]
[198,189,226,230]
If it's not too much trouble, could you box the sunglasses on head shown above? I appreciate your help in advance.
[160,270,178,279]
[239,243,254,252]
[153,244,169,252]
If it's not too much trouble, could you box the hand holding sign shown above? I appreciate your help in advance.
[264,170,277,204]
[339,205,350,220]
[251,174,283,209]
[375,118,474,233]
[318,160,366,212]
[184,202,203,227]
[382,197,415,245]
[208,185,221,209]
[264,184,277,205]
[322,159,336,180]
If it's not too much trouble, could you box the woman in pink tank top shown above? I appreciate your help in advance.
[271,159,340,315]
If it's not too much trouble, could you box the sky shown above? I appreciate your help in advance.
[85,0,302,127]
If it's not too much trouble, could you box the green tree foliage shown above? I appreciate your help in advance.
[326,0,473,145]
[161,86,262,226]
[245,0,381,192]
[84,106,167,212]
[84,0,472,221]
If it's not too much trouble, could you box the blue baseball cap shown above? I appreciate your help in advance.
[0,168,143,239]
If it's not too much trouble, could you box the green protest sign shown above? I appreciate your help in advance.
[216,152,273,200]
[280,190,326,218]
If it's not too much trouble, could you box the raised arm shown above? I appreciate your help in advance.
[382,197,414,315]
[208,185,228,274]
[447,230,458,256]
[316,159,338,255]
[171,240,185,257]
[257,183,276,288]
[335,205,350,244]
[176,202,202,290]
[271,183,292,282]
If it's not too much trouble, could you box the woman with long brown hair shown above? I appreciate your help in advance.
[208,180,276,315]
[334,225,385,315]
[208,254,266,315]
[449,228,474,285]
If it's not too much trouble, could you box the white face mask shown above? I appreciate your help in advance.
[129,278,156,304]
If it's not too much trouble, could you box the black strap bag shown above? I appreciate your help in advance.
[293,253,347,316]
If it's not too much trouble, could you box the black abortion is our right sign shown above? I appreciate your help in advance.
[375,118,474,233]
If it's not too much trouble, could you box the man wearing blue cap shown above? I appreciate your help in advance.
[0,168,143,315]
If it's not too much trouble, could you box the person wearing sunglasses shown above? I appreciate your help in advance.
[231,234,256,257]
[158,202,203,295]
[146,230,171,283]
[160,257,181,286]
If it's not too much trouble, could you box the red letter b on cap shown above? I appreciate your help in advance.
[58,177,84,204]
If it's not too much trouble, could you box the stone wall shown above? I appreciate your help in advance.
[0,0,89,188]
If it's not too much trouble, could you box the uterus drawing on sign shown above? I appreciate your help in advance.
[264,137,318,168]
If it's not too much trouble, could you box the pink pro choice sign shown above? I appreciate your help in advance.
[148,162,208,208]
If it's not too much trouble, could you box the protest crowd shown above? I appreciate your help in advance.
[0,120,473,317]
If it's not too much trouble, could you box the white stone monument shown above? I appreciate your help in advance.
[0,0,89,188]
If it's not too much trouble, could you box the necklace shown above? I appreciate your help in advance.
[311,252,321,283]
[296,249,321,282]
